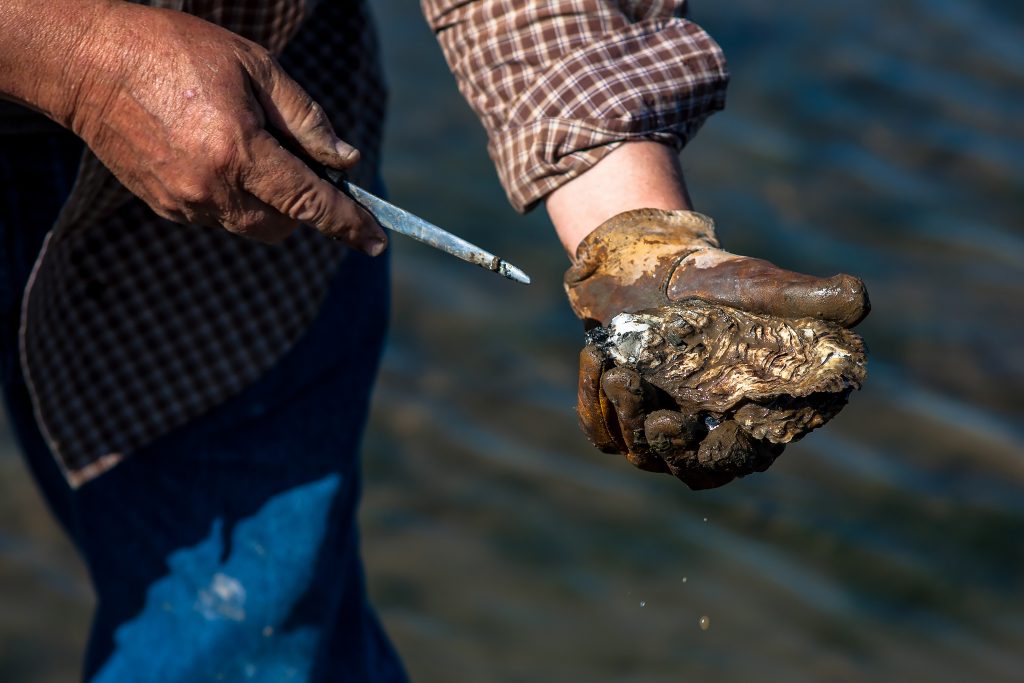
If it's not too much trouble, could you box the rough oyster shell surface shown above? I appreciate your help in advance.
[589,299,867,445]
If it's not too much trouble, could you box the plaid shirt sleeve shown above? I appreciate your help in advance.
[420,0,729,213]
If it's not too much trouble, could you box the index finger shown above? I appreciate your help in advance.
[242,131,387,255]
[601,366,666,473]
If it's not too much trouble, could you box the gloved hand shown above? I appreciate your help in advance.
[564,209,870,489]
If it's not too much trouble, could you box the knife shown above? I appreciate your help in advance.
[323,169,531,285]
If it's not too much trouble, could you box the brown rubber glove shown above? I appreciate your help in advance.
[565,209,869,489]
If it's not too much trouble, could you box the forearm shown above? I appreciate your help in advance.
[0,0,113,126]
[546,141,694,255]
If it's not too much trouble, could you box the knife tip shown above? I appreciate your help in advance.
[500,261,532,285]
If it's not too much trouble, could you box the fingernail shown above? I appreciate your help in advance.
[365,237,387,257]
[335,140,360,163]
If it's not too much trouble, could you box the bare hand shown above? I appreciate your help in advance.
[67,3,385,250]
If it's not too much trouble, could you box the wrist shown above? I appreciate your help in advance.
[546,141,693,255]
[62,0,142,138]
[0,0,118,128]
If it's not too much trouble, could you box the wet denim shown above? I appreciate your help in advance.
[0,131,408,683]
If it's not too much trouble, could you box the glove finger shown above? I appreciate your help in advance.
[669,254,869,328]
[689,421,783,489]
[644,409,731,488]
[644,409,705,456]
[602,367,666,473]
[577,345,625,454]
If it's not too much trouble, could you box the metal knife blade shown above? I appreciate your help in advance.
[324,169,530,285]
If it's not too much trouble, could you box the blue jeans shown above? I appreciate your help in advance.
[0,132,408,683]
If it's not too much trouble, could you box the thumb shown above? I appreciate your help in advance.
[250,60,361,171]
[668,253,871,328]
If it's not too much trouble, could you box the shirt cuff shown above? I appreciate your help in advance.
[488,19,728,212]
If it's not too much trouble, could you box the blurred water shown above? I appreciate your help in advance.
[2,0,1022,681]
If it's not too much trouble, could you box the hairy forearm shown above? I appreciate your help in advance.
[0,0,113,126]
[546,141,694,255]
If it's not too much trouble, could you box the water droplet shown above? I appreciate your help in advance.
[703,517,708,523]
[640,601,646,607]
[699,615,710,631]
[681,577,688,583]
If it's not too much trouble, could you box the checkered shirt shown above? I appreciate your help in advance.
[22,0,727,486]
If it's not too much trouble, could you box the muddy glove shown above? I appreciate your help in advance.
[565,209,869,489]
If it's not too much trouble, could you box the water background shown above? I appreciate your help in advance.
[2,0,1022,680]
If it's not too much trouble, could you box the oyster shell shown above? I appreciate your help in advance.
[588,298,867,446]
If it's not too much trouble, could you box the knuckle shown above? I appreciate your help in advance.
[174,178,215,208]
[300,101,331,134]
[146,191,171,215]
[285,186,332,226]
[247,50,286,92]
[260,51,283,72]
[233,36,271,69]
[146,188,182,222]
[205,135,242,175]
[149,201,177,223]
[223,207,265,237]
[225,214,260,238]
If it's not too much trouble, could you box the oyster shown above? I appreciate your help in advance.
[587,298,866,486]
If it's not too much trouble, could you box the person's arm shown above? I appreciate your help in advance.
[546,141,692,254]
[0,0,385,252]
[425,0,869,489]
[556,142,869,489]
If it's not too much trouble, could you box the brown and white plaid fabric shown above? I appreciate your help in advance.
[22,0,386,486]
[422,0,728,211]
[21,0,727,486]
